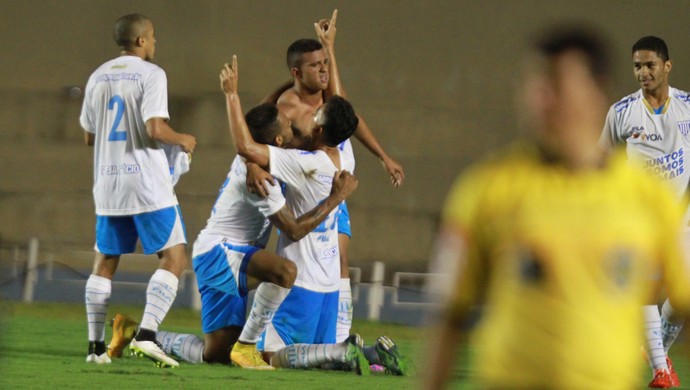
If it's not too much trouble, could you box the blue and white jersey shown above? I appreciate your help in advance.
[268,146,353,292]
[601,86,690,200]
[80,55,176,216]
[338,139,355,173]
[192,155,285,257]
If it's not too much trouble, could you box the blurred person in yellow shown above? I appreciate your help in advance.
[422,25,690,389]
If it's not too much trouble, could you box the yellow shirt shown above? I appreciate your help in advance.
[442,145,690,389]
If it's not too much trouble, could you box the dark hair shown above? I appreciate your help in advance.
[321,96,359,147]
[632,36,669,62]
[536,25,611,82]
[287,39,323,69]
[245,103,281,146]
[113,14,150,50]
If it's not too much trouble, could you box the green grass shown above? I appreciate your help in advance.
[3,301,690,389]
[0,302,428,389]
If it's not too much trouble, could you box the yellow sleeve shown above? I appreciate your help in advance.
[441,168,491,321]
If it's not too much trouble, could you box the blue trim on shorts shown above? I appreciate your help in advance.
[259,286,338,350]
[95,205,181,255]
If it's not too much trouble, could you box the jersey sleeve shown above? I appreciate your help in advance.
[79,76,96,133]
[598,105,619,150]
[440,168,491,319]
[141,66,170,123]
[253,179,286,217]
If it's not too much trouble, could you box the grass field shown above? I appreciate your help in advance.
[2,301,690,389]
[0,301,434,389]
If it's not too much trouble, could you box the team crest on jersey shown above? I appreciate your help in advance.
[606,249,633,289]
[678,120,690,137]
[630,126,644,139]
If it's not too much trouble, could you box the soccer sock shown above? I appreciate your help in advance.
[661,299,685,354]
[238,282,290,344]
[85,274,111,343]
[270,342,346,369]
[139,269,178,333]
[644,305,668,370]
[336,278,353,343]
[156,331,205,364]
[363,345,382,365]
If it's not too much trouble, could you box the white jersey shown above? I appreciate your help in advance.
[600,86,690,200]
[193,155,286,257]
[80,55,177,216]
[338,139,355,173]
[269,146,355,292]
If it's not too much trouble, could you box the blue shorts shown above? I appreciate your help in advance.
[95,205,187,255]
[257,286,338,352]
[193,242,258,334]
[337,201,351,237]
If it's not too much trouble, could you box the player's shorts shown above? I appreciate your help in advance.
[95,205,187,255]
[337,201,351,237]
[257,286,338,352]
[193,242,259,334]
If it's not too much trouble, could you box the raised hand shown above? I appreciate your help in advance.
[314,9,337,48]
[219,54,238,95]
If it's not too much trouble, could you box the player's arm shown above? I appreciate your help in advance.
[316,10,405,187]
[423,224,473,389]
[84,132,95,146]
[246,162,277,198]
[261,80,293,105]
[220,55,271,169]
[146,118,197,153]
[353,117,405,187]
[269,170,358,241]
[598,105,618,152]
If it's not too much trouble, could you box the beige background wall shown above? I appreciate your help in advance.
[2,0,690,277]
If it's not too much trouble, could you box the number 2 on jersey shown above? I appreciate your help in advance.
[107,95,127,141]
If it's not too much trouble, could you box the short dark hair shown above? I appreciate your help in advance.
[113,13,150,50]
[632,36,670,62]
[287,39,323,69]
[245,103,281,146]
[536,25,611,82]
[321,96,359,147]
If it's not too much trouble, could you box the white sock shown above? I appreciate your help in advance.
[85,274,111,342]
[139,269,178,332]
[157,331,205,364]
[644,305,668,370]
[239,283,290,344]
[661,299,685,354]
[270,342,347,369]
[336,278,353,343]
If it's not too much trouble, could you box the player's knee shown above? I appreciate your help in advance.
[278,260,297,288]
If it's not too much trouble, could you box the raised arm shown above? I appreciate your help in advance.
[269,170,358,241]
[316,9,405,187]
[220,55,271,168]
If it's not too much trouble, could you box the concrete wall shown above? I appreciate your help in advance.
[3,0,690,278]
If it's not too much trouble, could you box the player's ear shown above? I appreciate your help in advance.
[665,59,673,73]
[135,35,145,48]
[274,134,283,147]
[290,67,300,79]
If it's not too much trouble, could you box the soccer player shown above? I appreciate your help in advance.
[107,103,359,370]
[258,10,405,348]
[423,27,690,389]
[251,12,409,374]
[221,54,377,374]
[79,13,197,367]
[599,36,690,388]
